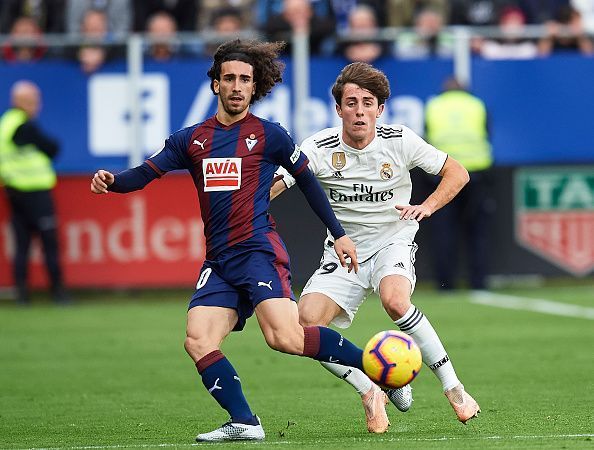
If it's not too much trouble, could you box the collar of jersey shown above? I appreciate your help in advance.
[213,112,253,129]
[340,132,377,155]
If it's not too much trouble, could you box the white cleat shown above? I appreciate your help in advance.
[445,384,481,424]
[195,416,265,442]
[385,384,413,412]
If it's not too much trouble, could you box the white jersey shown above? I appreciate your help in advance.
[277,124,447,261]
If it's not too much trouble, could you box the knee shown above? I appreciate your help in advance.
[184,334,215,361]
[299,309,321,327]
[263,328,302,355]
[382,294,411,321]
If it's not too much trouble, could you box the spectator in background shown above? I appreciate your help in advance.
[0,81,69,305]
[66,0,130,36]
[517,0,569,24]
[386,0,449,27]
[337,5,389,63]
[478,6,539,59]
[331,1,386,31]
[198,0,255,31]
[0,0,65,34]
[571,0,594,34]
[1,16,47,62]
[133,0,198,32]
[424,77,494,291]
[394,7,454,59]
[145,11,182,62]
[538,4,594,54]
[74,9,124,74]
[449,0,509,26]
[260,0,336,55]
[203,7,246,56]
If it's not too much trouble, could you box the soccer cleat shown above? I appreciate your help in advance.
[445,384,481,424]
[361,384,390,433]
[385,383,413,412]
[195,416,265,441]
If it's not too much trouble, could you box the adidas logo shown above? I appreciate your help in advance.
[394,262,405,269]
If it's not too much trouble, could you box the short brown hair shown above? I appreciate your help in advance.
[207,39,286,104]
[331,62,391,106]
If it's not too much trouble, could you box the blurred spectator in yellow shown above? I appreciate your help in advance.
[1,16,47,63]
[133,0,198,32]
[394,8,454,59]
[386,0,449,27]
[0,0,65,34]
[260,0,336,55]
[478,6,539,59]
[0,80,69,305]
[66,0,130,36]
[198,0,255,31]
[538,4,594,54]
[145,11,181,61]
[338,5,388,63]
[425,77,494,291]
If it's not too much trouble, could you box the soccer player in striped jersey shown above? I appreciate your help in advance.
[272,62,480,431]
[90,40,374,442]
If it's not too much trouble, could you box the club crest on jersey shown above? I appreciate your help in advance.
[203,157,242,191]
[380,163,393,180]
[245,133,258,151]
[332,152,346,170]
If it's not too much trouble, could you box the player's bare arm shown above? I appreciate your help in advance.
[334,235,358,273]
[396,157,469,221]
[90,169,115,194]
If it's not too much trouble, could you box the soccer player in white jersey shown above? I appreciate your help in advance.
[271,62,480,432]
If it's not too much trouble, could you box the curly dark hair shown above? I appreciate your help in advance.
[207,39,286,104]
[331,62,391,106]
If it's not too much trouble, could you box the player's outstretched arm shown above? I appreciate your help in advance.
[395,157,469,221]
[90,169,114,194]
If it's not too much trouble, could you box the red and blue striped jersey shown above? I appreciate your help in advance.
[146,113,308,259]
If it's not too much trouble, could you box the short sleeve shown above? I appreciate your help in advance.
[403,126,448,175]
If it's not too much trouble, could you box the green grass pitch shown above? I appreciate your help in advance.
[1,284,592,449]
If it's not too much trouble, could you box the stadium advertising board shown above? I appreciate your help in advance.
[0,176,205,288]
[1,55,593,174]
[515,167,594,276]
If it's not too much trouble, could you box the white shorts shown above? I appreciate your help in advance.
[301,240,418,328]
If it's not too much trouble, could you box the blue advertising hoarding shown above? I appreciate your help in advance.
[1,54,593,174]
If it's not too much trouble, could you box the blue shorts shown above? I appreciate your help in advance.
[188,232,296,331]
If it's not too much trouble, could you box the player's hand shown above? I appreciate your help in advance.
[334,235,358,273]
[91,169,115,194]
[395,204,432,222]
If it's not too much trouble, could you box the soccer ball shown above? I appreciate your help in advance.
[363,330,422,389]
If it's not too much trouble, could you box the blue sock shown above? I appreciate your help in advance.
[303,326,364,371]
[196,350,257,425]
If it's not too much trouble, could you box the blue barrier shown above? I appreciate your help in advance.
[1,54,593,173]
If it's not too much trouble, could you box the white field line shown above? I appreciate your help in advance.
[25,433,594,450]
[470,291,594,320]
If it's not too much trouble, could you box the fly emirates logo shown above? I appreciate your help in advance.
[203,158,242,192]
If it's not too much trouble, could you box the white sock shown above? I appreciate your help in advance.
[320,361,373,396]
[395,304,460,391]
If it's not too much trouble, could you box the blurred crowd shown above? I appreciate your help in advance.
[1,0,593,73]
